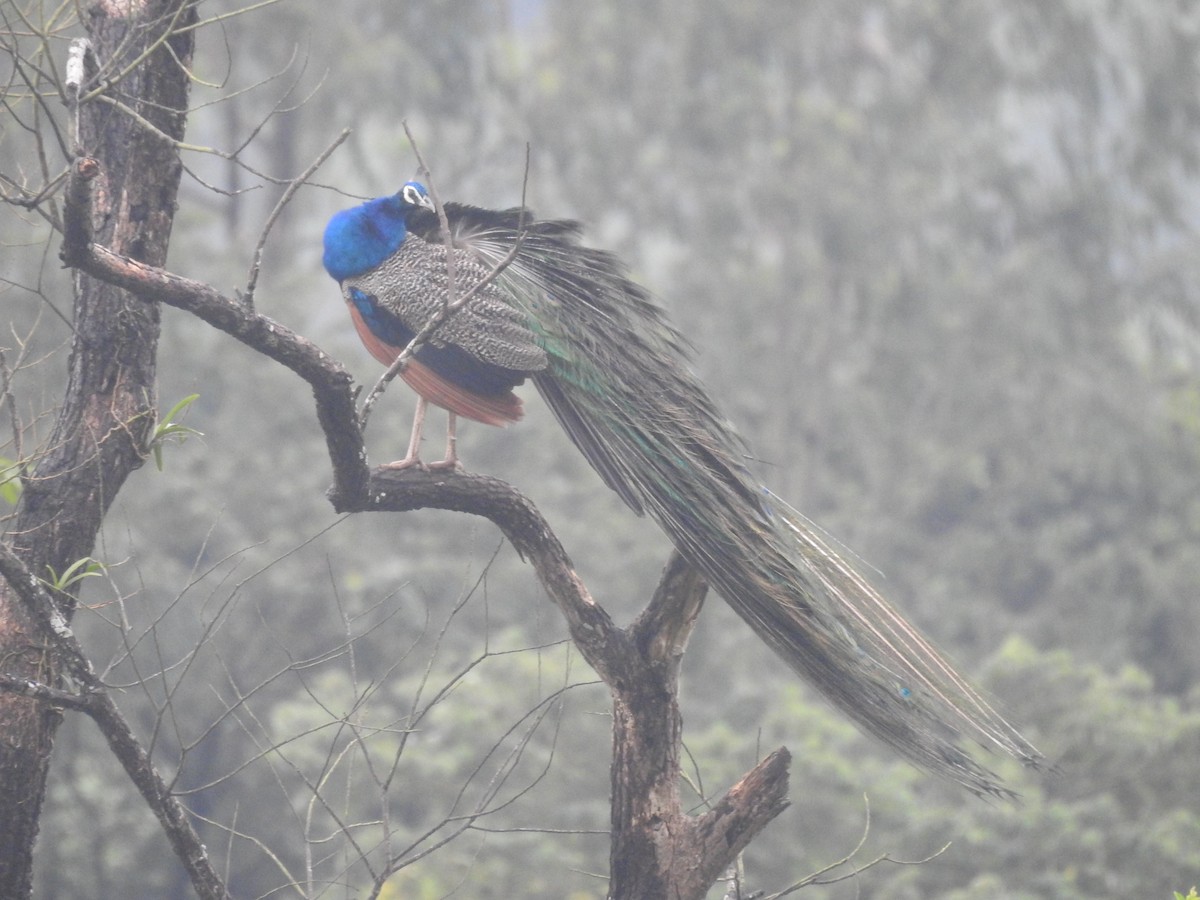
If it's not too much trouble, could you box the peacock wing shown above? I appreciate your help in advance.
[344,235,548,374]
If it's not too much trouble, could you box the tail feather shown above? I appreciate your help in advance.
[437,204,1042,793]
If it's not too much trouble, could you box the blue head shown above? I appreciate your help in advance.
[322,182,433,281]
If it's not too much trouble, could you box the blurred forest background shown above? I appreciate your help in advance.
[4,0,1200,897]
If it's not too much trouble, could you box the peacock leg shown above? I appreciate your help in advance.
[427,411,461,470]
[382,396,429,470]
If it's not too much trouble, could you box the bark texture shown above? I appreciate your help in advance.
[0,3,196,895]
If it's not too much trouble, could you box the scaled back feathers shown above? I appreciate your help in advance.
[322,181,1042,794]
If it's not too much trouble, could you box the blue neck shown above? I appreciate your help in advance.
[322,195,411,281]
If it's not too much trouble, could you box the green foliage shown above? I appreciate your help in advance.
[41,558,105,595]
[876,640,1200,898]
[1176,889,1199,900]
[146,393,202,471]
[678,639,1200,897]
[0,456,22,505]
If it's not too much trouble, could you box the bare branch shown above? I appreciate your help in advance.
[0,541,230,900]
[339,467,627,684]
[0,674,90,712]
[60,155,372,507]
[242,127,350,309]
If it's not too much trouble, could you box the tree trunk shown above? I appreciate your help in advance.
[0,2,195,894]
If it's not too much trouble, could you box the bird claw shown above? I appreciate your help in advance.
[380,400,462,472]
[379,455,461,472]
[380,456,426,471]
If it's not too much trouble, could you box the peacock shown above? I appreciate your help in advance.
[322,180,1042,795]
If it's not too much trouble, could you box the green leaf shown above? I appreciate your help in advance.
[147,393,203,471]
[42,557,106,594]
[0,456,22,506]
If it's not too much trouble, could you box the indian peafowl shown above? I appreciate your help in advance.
[322,180,1042,795]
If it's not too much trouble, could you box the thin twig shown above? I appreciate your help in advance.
[242,127,350,308]
[0,347,24,468]
[761,794,950,898]
[0,541,101,690]
[0,541,230,900]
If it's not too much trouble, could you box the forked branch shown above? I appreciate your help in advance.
[56,152,793,900]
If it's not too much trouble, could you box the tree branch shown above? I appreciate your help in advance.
[60,155,371,508]
[0,542,230,900]
[0,675,90,713]
[343,469,791,899]
[336,467,633,686]
[59,154,793,900]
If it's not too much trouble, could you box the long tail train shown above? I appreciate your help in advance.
[432,204,1042,795]
[323,186,1043,794]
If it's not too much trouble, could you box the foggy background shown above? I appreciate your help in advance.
[4,1,1200,897]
